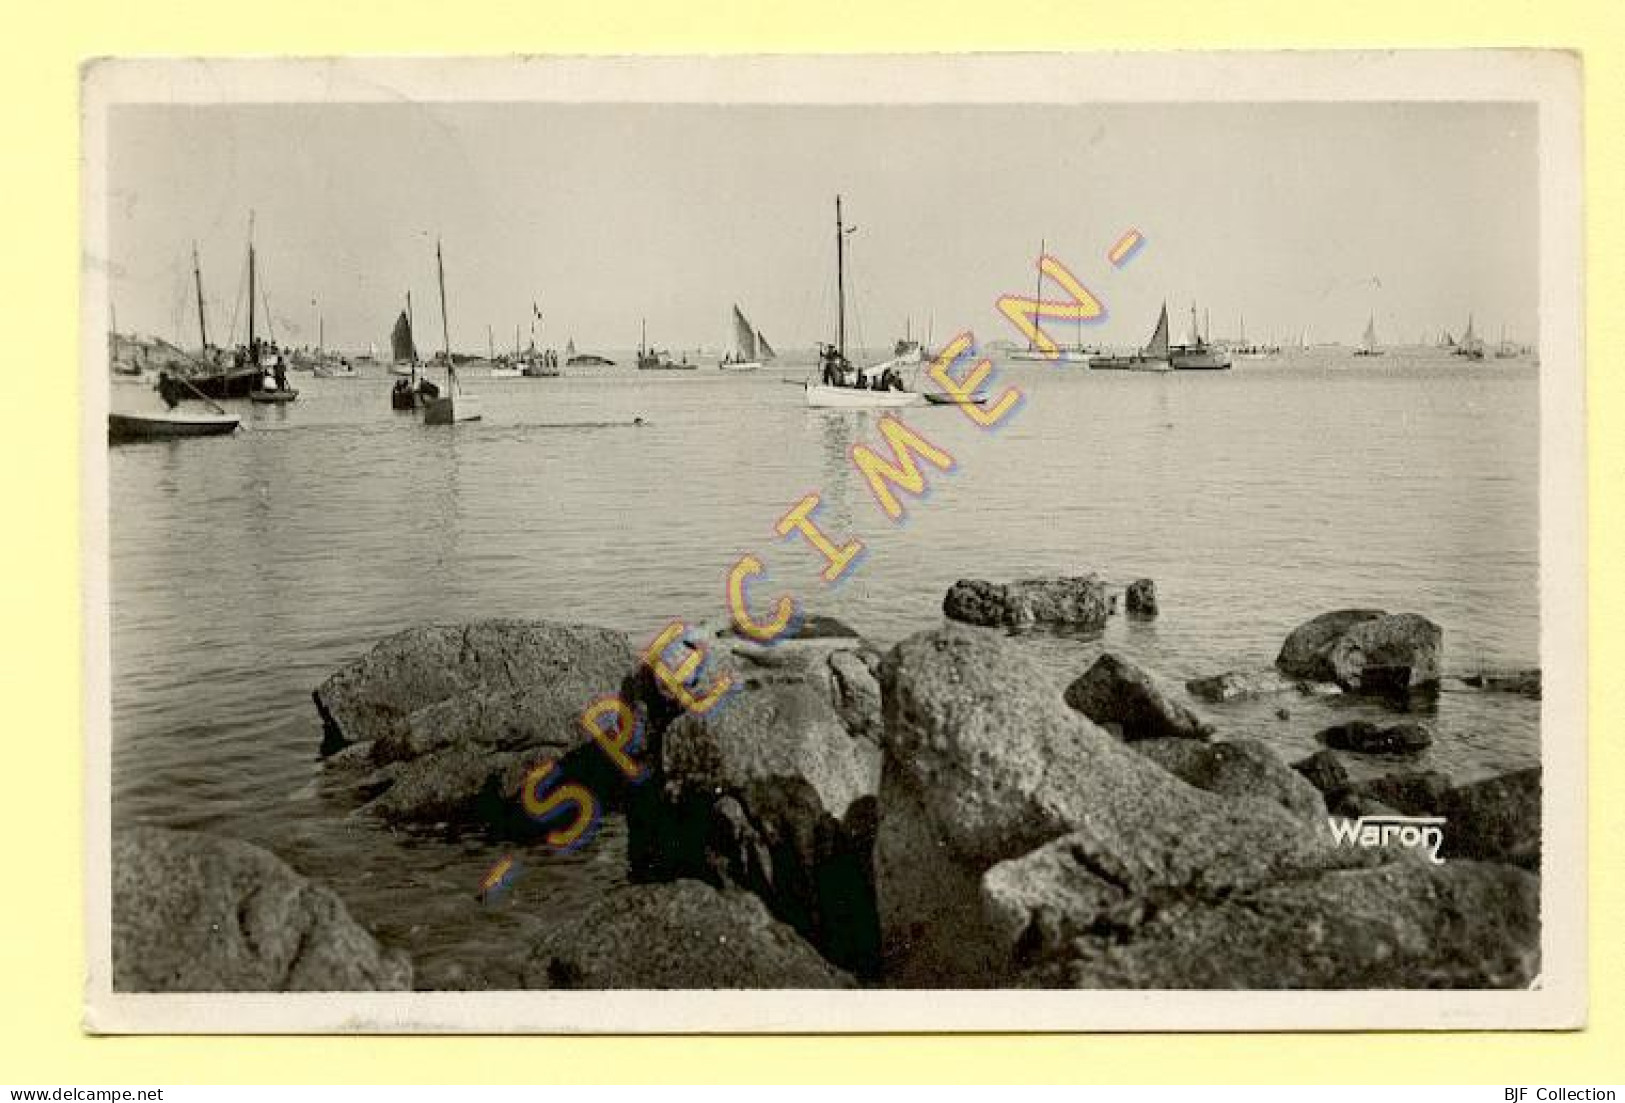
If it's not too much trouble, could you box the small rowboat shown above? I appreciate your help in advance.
[249,387,299,404]
[108,409,240,443]
[924,391,989,406]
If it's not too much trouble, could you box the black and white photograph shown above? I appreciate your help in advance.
[81,53,1585,1032]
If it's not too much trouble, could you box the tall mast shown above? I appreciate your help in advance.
[192,242,209,349]
[488,323,494,362]
[406,290,417,381]
[318,312,324,355]
[247,213,257,351]
[836,195,846,361]
[1030,238,1045,352]
[436,239,452,388]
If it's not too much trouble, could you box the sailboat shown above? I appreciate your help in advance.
[636,318,696,370]
[1007,240,1089,364]
[720,305,764,371]
[1088,304,1173,372]
[421,240,481,425]
[310,310,355,377]
[243,221,299,404]
[388,297,438,410]
[1229,314,1278,360]
[1455,313,1485,361]
[1352,313,1384,357]
[179,237,262,400]
[1495,324,1520,359]
[803,196,923,409]
[757,329,776,363]
[1168,302,1232,370]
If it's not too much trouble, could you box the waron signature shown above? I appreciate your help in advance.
[1329,814,1446,865]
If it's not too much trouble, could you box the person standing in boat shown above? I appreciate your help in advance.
[156,371,182,410]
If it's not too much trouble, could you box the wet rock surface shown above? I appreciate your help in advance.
[1277,609,1443,692]
[942,576,1109,632]
[1064,652,1214,743]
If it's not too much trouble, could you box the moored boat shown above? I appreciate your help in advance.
[420,240,482,425]
[1089,304,1173,371]
[108,408,240,443]
[1352,313,1384,357]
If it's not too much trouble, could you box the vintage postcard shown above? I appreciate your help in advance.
[81,51,1585,1033]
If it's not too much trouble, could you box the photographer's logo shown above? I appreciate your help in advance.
[1329,814,1446,865]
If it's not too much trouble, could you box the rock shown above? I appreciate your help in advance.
[354,744,528,827]
[520,880,854,989]
[113,826,411,991]
[1320,720,1433,754]
[1350,769,1454,817]
[1062,652,1214,742]
[1276,609,1386,678]
[1462,670,1542,699]
[312,619,635,752]
[1292,749,1351,795]
[1131,738,1326,821]
[1276,609,1443,691]
[624,630,885,977]
[1125,579,1158,619]
[1184,669,1306,703]
[942,576,1108,632]
[1018,860,1539,989]
[1439,768,1541,871]
[1325,790,1401,820]
[875,624,1386,986]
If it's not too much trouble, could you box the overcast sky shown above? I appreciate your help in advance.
[106,101,1538,353]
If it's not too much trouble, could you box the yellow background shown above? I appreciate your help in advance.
[3,0,1619,1084]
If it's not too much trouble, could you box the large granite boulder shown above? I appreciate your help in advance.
[942,576,1108,632]
[1063,652,1214,742]
[1131,738,1326,821]
[874,624,1390,986]
[1276,610,1443,691]
[1125,579,1159,619]
[520,879,854,989]
[1348,769,1455,817]
[1011,859,1539,989]
[113,826,411,991]
[313,619,635,755]
[1440,768,1541,871]
[623,625,885,977]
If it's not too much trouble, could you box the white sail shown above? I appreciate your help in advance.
[1362,314,1378,353]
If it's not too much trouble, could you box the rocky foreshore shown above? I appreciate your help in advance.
[114,585,1541,991]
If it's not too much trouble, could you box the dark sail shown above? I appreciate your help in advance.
[391,310,417,363]
[757,329,776,360]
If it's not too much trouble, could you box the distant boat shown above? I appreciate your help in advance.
[240,221,298,404]
[389,297,437,409]
[567,352,615,367]
[1495,324,1519,359]
[1089,304,1173,372]
[1455,313,1485,361]
[1352,313,1384,357]
[1169,303,1232,370]
[1007,239,1090,363]
[421,241,481,424]
[1228,315,1279,360]
[720,305,764,371]
[636,318,697,371]
[803,196,924,408]
[175,238,261,399]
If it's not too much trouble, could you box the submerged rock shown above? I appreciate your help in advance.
[113,826,411,992]
[1319,719,1433,755]
[1461,670,1542,699]
[1131,738,1326,821]
[1184,669,1308,703]
[520,879,854,989]
[1063,652,1213,742]
[1291,749,1351,795]
[623,628,885,977]
[942,576,1108,632]
[1276,609,1443,692]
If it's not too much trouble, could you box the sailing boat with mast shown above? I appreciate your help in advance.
[180,236,262,400]
[803,195,923,408]
[1352,313,1384,357]
[1088,303,1173,372]
[1007,240,1090,364]
[720,305,764,371]
[244,217,299,404]
[1455,313,1485,361]
[421,240,482,425]
[1168,301,1232,370]
[388,294,437,409]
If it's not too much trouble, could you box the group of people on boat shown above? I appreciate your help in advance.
[818,343,907,391]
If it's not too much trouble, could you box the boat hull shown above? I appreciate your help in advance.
[804,383,922,408]
[923,392,989,405]
[249,388,299,404]
[182,367,262,399]
[423,394,483,424]
[719,361,762,372]
[489,368,523,379]
[108,410,240,442]
[1089,356,1173,372]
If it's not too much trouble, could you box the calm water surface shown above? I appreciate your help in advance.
[108,348,1541,987]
